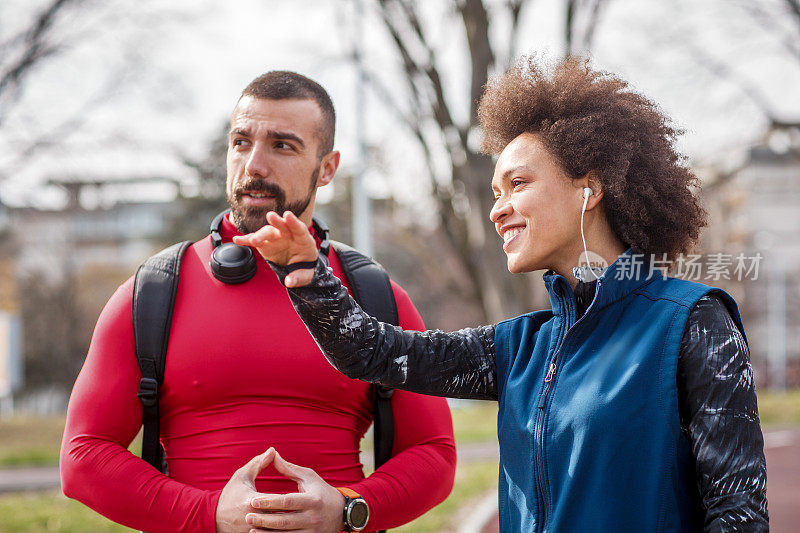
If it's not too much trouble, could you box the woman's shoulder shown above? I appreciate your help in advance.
[635,275,738,310]
[494,310,558,351]
[638,276,748,341]
[496,309,554,329]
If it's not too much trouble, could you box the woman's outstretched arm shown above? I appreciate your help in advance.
[275,257,497,400]
[234,211,498,400]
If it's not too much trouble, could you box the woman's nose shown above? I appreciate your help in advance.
[490,197,512,223]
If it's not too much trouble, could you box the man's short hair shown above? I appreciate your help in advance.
[241,71,335,156]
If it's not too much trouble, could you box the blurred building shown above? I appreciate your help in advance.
[700,125,800,389]
[7,179,183,280]
[0,176,190,411]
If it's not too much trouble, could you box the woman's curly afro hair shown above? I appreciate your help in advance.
[478,56,707,263]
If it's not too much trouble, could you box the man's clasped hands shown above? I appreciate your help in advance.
[215,448,346,533]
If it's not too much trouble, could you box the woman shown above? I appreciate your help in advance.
[235,58,768,532]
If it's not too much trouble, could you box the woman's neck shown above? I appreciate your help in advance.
[552,216,626,290]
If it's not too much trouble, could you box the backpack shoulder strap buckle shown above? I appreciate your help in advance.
[375,385,394,399]
[137,377,159,407]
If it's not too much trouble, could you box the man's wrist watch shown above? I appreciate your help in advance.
[336,487,369,532]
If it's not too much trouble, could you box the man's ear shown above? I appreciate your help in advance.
[316,151,340,188]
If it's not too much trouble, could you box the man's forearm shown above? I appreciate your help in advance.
[347,388,456,530]
[61,434,220,533]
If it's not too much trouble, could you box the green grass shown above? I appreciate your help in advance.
[0,462,497,533]
[449,400,498,443]
[393,460,498,533]
[0,391,797,532]
[0,416,142,468]
[2,391,797,470]
[360,399,499,452]
[0,416,64,467]
[757,389,800,426]
[0,491,134,533]
[0,465,497,533]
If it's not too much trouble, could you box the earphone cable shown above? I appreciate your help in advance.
[580,193,600,281]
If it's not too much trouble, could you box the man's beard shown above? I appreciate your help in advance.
[228,168,318,234]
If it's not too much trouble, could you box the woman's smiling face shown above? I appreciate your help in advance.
[490,133,584,274]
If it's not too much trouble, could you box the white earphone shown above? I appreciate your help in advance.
[579,186,600,281]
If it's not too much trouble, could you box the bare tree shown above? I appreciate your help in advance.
[361,0,608,321]
[651,0,800,133]
[0,0,195,186]
[652,0,800,191]
[0,0,84,126]
[565,0,609,58]
[360,0,522,322]
[168,125,231,244]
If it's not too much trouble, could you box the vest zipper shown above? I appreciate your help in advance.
[534,278,603,532]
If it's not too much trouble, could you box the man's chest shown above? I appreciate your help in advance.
[158,267,372,414]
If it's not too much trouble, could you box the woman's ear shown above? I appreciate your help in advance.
[584,171,604,210]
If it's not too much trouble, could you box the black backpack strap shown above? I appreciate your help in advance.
[331,241,399,471]
[132,240,192,473]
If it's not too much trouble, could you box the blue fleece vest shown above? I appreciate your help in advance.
[494,252,745,532]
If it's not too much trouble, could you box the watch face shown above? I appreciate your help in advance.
[348,500,369,529]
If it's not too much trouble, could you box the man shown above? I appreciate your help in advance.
[60,71,456,533]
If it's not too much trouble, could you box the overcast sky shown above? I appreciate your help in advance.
[1,0,798,209]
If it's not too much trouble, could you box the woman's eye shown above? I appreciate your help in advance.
[511,179,524,188]
[276,141,293,150]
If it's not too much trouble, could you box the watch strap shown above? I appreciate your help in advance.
[336,487,361,499]
[337,487,366,532]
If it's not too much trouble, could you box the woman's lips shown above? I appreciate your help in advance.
[502,226,524,251]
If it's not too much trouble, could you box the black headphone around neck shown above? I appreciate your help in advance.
[209,209,331,285]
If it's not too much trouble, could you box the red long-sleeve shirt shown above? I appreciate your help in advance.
[60,215,456,532]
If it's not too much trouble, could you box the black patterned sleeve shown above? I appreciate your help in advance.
[271,258,498,400]
[678,294,769,531]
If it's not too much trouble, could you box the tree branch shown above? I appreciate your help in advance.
[733,1,799,61]
[376,1,466,169]
[458,0,494,124]
[685,41,783,124]
[0,0,80,100]
[582,0,607,52]
[393,1,463,141]
[361,67,421,134]
[371,0,527,321]
[506,0,527,68]
[359,50,468,253]
[565,0,577,58]
[785,0,800,24]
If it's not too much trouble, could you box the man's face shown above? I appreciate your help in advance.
[226,96,336,234]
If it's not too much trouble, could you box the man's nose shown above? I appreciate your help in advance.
[244,144,271,179]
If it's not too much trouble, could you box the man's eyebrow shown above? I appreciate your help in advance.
[267,130,305,148]
[229,127,305,149]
